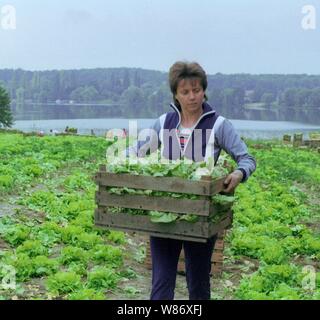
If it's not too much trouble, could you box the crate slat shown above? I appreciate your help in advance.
[212,252,224,263]
[96,208,209,237]
[208,212,233,236]
[95,208,232,243]
[96,190,211,216]
[212,264,223,276]
[95,172,226,196]
[101,226,208,243]
[214,240,225,251]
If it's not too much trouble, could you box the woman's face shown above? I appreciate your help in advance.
[175,78,205,115]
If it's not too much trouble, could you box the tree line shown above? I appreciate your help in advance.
[0,86,12,127]
[1,68,320,121]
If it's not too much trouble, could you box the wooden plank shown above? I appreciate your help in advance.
[95,172,226,196]
[211,176,228,195]
[310,140,320,148]
[95,210,208,242]
[95,208,232,242]
[208,211,233,236]
[217,230,226,239]
[95,224,208,242]
[212,251,224,263]
[148,228,207,242]
[209,210,233,224]
[212,264,223,276]
[95,208,210,239]
[212,262,223,270]
[214,240,225,251]
[211,202,234,215]
[96,190,211,216]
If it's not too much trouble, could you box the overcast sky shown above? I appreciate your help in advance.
[0,0,319,74]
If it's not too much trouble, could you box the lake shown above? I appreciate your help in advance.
[12,118,320,140]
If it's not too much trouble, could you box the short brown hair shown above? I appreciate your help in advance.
[169,61,208,106]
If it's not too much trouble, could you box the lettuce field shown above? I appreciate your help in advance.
[0,132,319,300]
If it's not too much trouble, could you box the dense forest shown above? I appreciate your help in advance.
[1,68,320,123]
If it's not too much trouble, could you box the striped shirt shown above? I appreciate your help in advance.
[177,124,196,152]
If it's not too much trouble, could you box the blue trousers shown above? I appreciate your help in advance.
[150,235,217,300]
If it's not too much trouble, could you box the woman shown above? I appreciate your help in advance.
[129,61,256,300]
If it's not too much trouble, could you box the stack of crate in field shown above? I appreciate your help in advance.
[283,132,320,151]
[307,133,320,151]
[282,134,292,145]
[293,133,303,147]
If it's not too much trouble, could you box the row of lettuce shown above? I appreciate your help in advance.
[0,133,132,300]
[229,141,320,300]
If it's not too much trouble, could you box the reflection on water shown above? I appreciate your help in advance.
[12,103,122,121]
[12,102,320,125]
[12,118,320,140]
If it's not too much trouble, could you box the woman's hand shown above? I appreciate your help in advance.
[222,170,243,194]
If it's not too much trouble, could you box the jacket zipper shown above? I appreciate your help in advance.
[169,103,215,158]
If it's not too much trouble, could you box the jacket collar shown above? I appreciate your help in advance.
[169,101,216,116]
[169,101,216,129]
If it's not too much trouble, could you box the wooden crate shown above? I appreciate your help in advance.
[309,133,320,140]
[283,134,291,144]
[94,165,233,243]
[301,139,320,149]
[293,133,303,147]
[309,139,320,148]
[144,231,226,277]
